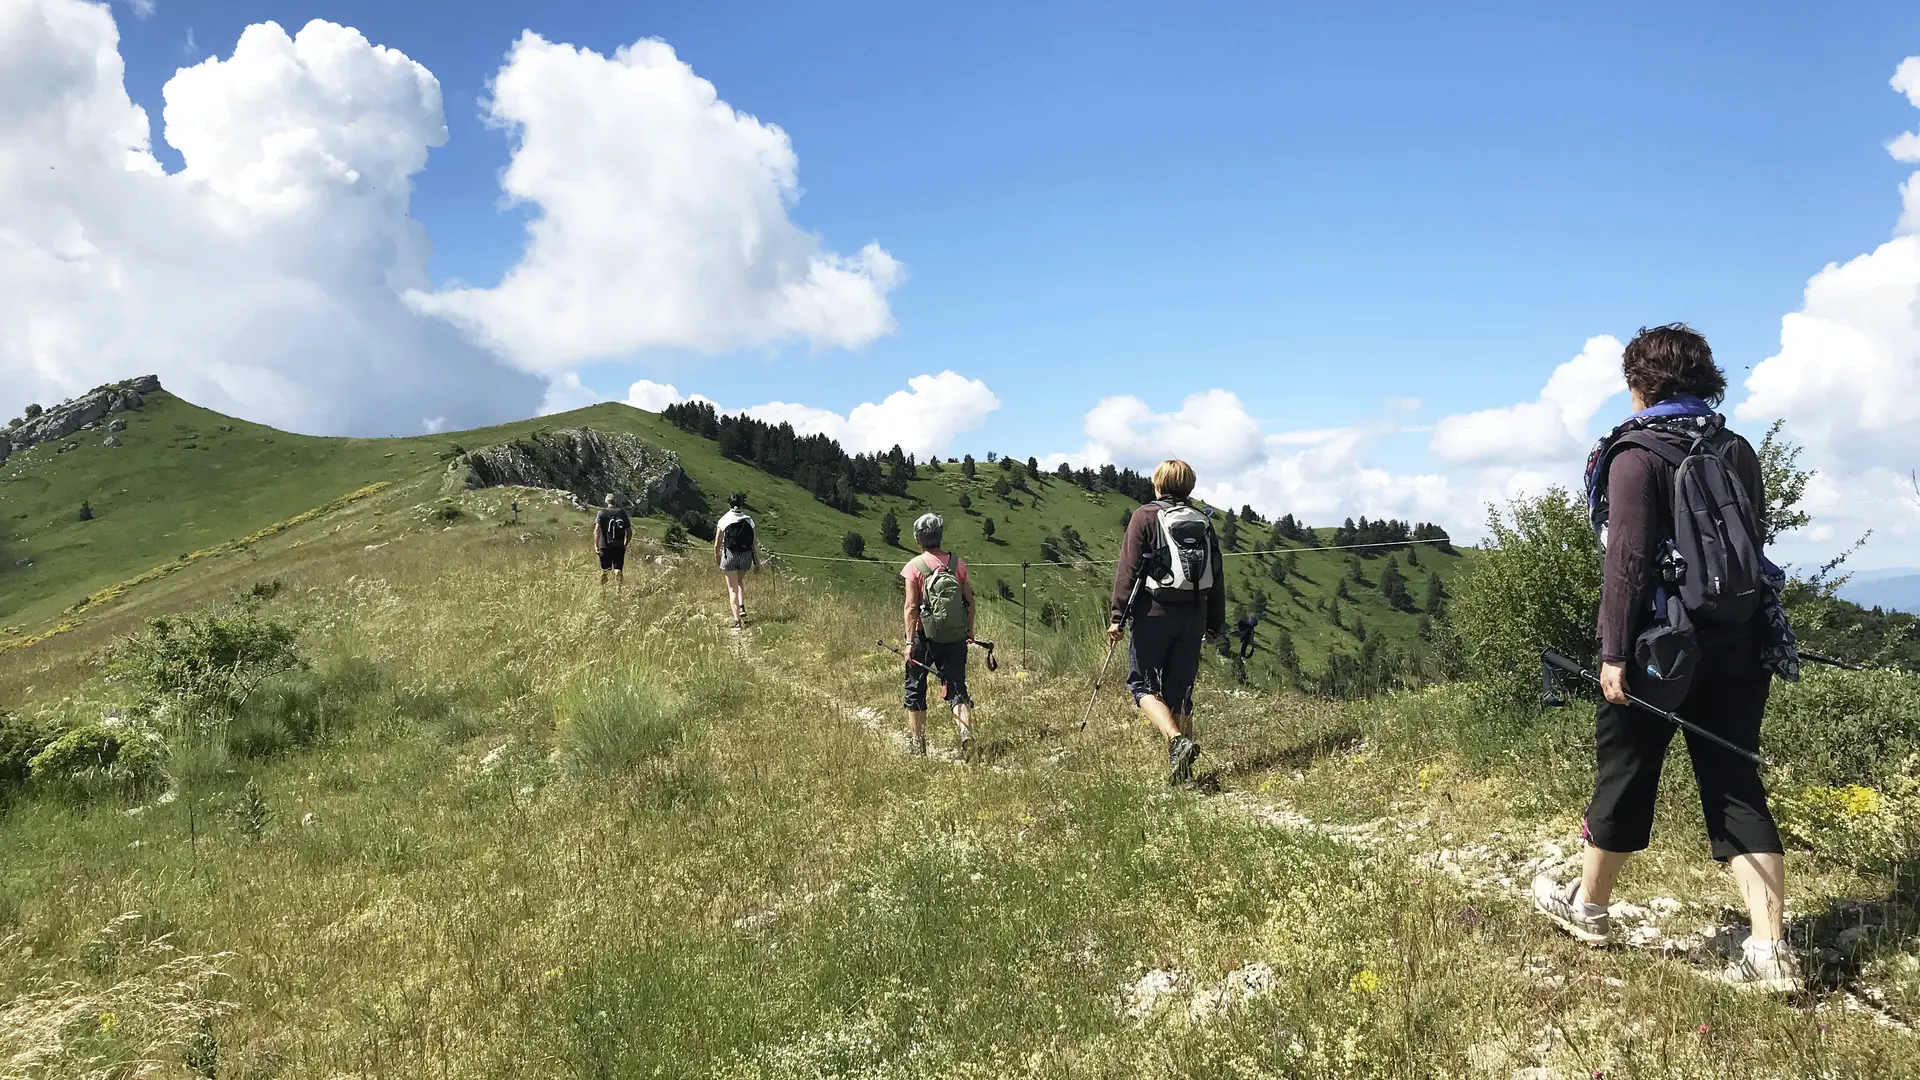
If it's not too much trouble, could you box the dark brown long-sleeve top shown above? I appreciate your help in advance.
[1110,502,1227,632]
[1598,434,1764,663]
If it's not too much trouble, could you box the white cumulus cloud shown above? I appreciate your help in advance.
[1735,55,1920,565]
[409,33,902,371]
[0,1,543,434]
[1429,336,1624,466]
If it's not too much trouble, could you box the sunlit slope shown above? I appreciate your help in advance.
[0,388,1466,680]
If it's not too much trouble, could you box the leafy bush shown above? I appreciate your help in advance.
[1773,765,1920,873]
[110,602,302,731]
[663,522,689,552]
[0,711,56,800]
[557,681,687,775]
[1447,488,1601,704]
[680,510,715,542]
[228,655,383,757]
[842,532,866,558]
[28,716,168,796]
[1766,667,1920,787]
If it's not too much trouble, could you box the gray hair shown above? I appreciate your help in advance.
[604,493,618,507]
[913,512,945,550]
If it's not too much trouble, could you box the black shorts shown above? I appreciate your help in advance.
[1126,606,1206,714]
[599,546,626,571]
[1584,637,1782,861]
[904,636,971,711]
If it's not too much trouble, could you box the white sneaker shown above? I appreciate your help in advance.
[1721,942,1804,995]
[1530,875,1611,947]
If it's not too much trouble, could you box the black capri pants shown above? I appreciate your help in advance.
[1127,605,1206,715]
[1583,638,1782,861]
[904,636,971,711]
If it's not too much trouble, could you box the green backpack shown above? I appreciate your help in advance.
[917,553,970,644]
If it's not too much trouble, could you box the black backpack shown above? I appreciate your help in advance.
[603,510,631,548]
[1611,424,1765,624]
[721,516,755,554]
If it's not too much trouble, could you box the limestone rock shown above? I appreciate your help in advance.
[104,435,122,447]
[444,427,699,515]
[108,418,126,432]
[7,375,158,457]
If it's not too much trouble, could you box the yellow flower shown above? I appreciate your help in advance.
[1349,968,1380,994]
[1417,766,1433,792]
[98,1012,119,1034]
[540,966,565,986]
[1839,785,1883,816]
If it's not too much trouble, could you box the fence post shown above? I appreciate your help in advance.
[1021,560,1029,669]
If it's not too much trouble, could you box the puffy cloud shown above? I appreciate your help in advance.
[623,378,684,413]
[409,34,902,370]
[1429,336,1624,466]
[1735,56,1920,564]
[1047,392,1454,527]
[0,1,542,434]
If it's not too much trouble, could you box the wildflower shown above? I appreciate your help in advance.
[1349,968,1380,994]
[1696,1022,1709,1035]
[1838,785,1883,816]
[98,1012,119,1034]
[1417,766,1433,791]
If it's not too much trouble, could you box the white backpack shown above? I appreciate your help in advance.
[1145,502,1216,597]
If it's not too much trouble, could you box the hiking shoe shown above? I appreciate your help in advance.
[1721,943,1804,995]
[956,726,973,762]
[906,732,928,757]
[1530,875,1611,946]
[1168,735,1201,785]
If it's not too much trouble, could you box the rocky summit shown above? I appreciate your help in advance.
[2,375,160,463]
[444,426,698,514]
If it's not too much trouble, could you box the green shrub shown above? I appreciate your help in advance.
[0,711,56,800]
[841,532,866,559]
[1772,761,1920,873]
[228,654,383,758]
[28,716,168,796]
[1447,488,1600,704]
[663,522,689,552]
[109,601,303,731]
[1766,667,1920,787]
[557,681,687,775]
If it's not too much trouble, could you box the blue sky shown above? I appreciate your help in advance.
[12,0,1920,561]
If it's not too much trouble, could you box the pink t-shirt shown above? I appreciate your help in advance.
[902,551,970,600]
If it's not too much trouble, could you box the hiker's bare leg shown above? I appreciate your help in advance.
[1730,852,1787,940]
[907,708,927,742]
[1137,694,1182,741]
[1580,846,1631,907]
[954,701,972,736]
[1174,712,1194,738]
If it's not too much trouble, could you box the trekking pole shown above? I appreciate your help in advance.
[970,638,1000,672]
[1540,649,1770,769]
[1799,650,1864,671]
[1080,569,1145,731]
[878,639,940,675]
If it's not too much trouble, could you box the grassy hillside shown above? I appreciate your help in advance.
[1,388,1465,687]
[0,477,1917,1076]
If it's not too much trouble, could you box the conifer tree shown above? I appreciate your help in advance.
[880,509,900,547]
[1424,572,1446,616]
[962,455,977,480]
[1222,510,1240,551]
[1027,456,1040,475]
[958,493,972,511]
[982,517,996,540]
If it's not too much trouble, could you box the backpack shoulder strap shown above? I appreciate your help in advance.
[1612,430,1689,469]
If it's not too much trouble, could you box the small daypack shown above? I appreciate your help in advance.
[1611,424,1765,624]
[722,515,755,554]
[602,510,631,549]
[917,553,970,644]
[1144,501,1216,598]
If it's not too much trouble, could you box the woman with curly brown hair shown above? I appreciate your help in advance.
[1531,324,1800,994]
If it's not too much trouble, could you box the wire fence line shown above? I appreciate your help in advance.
[765,535,1456,570]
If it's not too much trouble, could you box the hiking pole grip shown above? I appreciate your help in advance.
[1540,649,1591,680]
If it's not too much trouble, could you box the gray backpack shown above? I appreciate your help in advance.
[1611,425,1765,624]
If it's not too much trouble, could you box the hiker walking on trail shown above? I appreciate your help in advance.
[714,494,759,627]
[1109,460,1225,784]
[593,494,631,588]
[901,513,975,759]
[1531,324,1801,994]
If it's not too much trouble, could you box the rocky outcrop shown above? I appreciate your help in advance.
[445,427,698,515]
[3,375,159,463]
